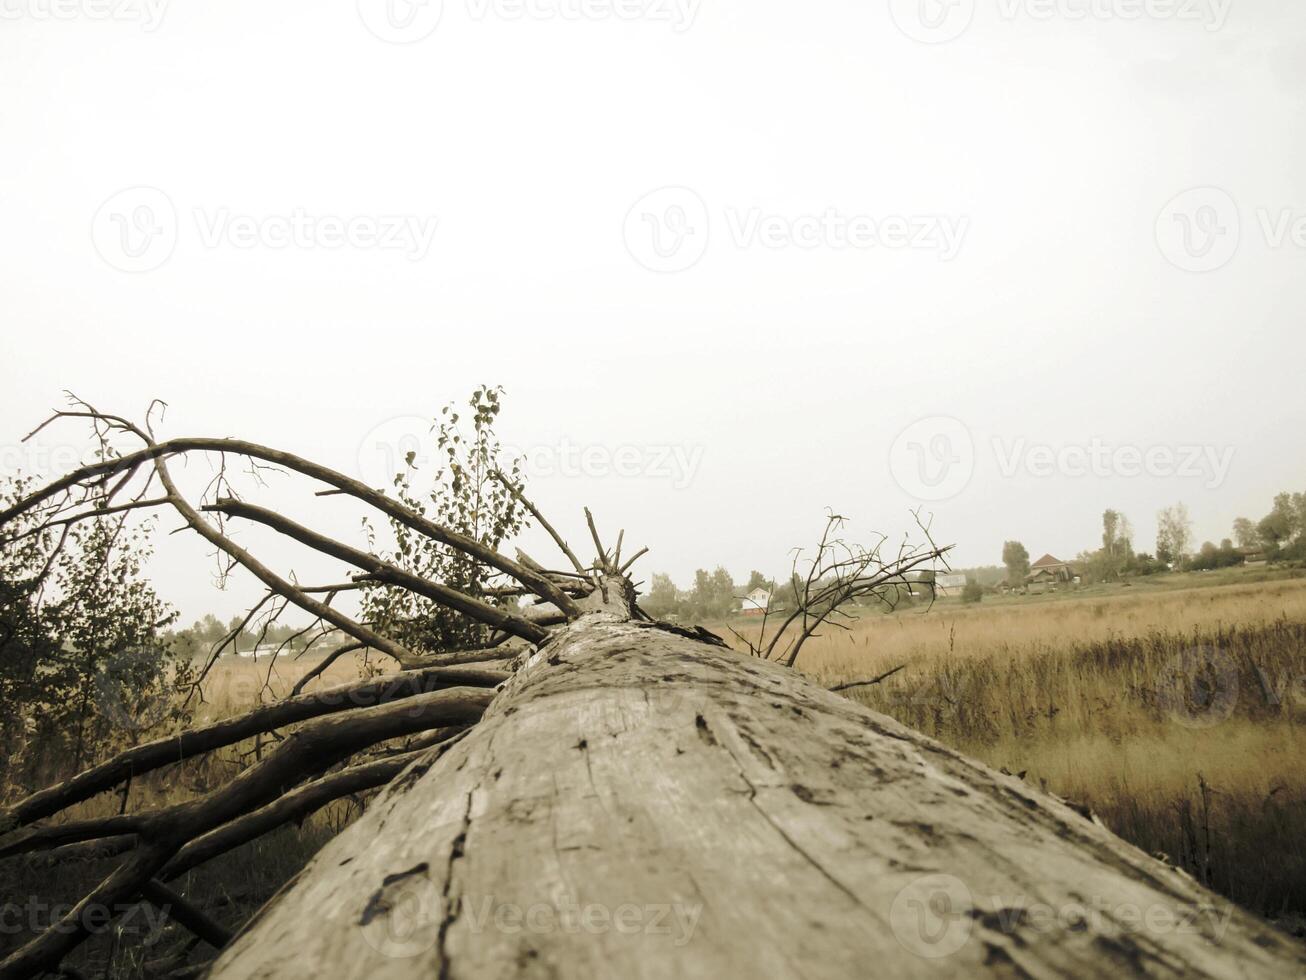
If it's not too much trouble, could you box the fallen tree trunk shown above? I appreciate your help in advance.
[5,402,1301,978]
[207,615,1305,979]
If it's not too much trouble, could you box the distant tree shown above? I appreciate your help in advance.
[1100,509,1135,579]
[1131,552,1168,576]
[686,566,737,621]
[1156,504,1193,566]
[361,386,529,656]
[1188,538,1244,572]
[0,478,190,786]
[1257,493,1298,558]
[961,579,984,604]
[710,567,737,617]
[1102,509,1120,550]
[643,573,680,619]
[1291,493,1306,559]
[743,570,771,594]
[1232,517,1258,549]
[1001,540,1030,585]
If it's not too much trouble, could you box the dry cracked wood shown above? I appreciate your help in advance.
[205,616,1306,979]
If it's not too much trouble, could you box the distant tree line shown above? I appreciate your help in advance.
[993,488,1306,589]
[164,613,318,661]
[642,568,773,622]
[1231,491,1306,562]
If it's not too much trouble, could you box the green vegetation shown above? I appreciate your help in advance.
[0,476,191,796]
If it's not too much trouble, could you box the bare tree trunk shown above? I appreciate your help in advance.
[207,614,1304,979]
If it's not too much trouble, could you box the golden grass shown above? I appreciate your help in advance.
[723,574,1306,918]
[785,575,1306,684]
[6,572,1305,978]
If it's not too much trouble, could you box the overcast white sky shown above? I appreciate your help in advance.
[2,1,1304,623]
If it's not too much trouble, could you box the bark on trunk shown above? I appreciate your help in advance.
[206,615,1305,979]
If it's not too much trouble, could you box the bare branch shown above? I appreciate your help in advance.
[1,665,506,831]
[0,434,581,617]
[139,879,233,950]
[203,497,550,645]
[828,664,906,693]
[489,469,588,578]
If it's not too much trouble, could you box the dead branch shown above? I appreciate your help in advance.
[288,642,367,696]
[139,879,234,950]
[200,497,549,645]
[159,738,464,882]
[0,844,173,980]
[1,666,506,831]
[489,469,589,579]
[828,664,906,693]
[0,432,581,617]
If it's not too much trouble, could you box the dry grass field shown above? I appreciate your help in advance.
[731,572,1306,923]
[5,570,1305,975]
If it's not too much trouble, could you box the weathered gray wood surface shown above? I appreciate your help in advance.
[207,615,1305,978]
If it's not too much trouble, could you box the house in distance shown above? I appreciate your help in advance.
[1026,554,1078,593]
[741,587,772,616]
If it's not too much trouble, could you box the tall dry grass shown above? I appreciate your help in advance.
[5,573,1305,977]
[738,575,1306,922]
[0,653,377,977]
